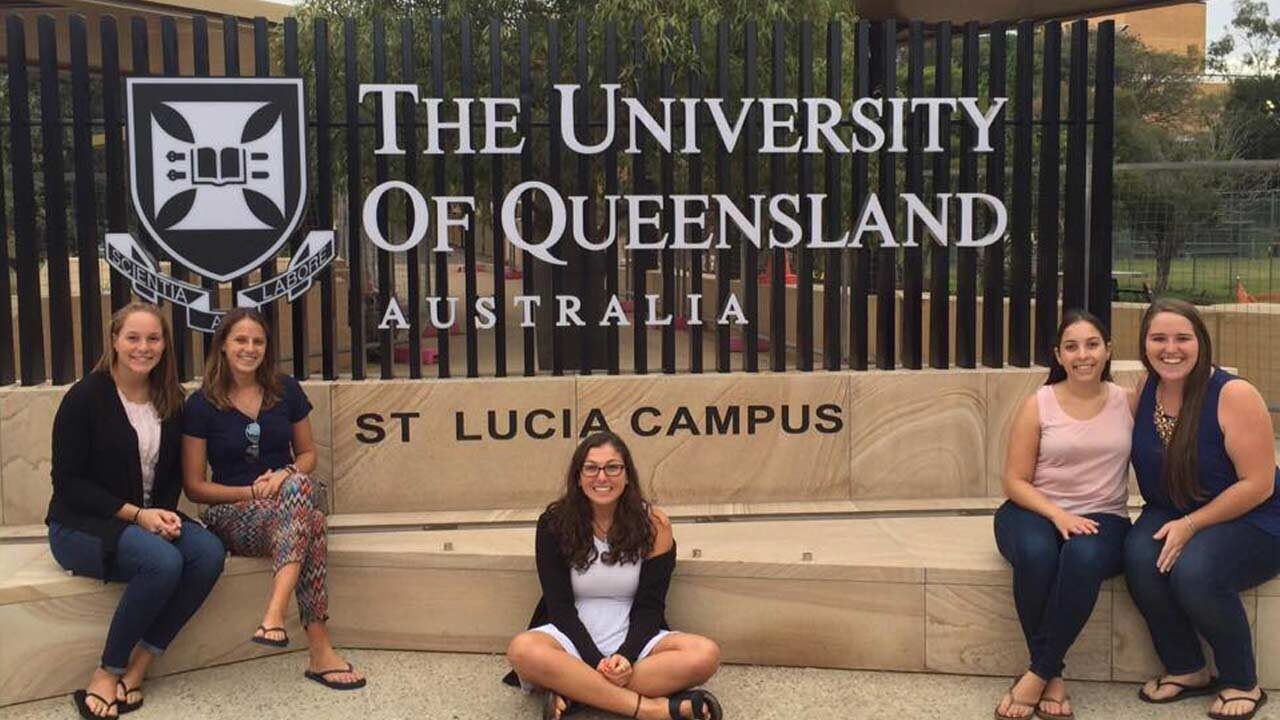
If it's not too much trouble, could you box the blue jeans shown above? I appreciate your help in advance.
[48,521,226,673]
[1124,505,1280,690]
[993,501,1130,681]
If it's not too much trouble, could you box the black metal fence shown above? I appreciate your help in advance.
[0,13,1115,386]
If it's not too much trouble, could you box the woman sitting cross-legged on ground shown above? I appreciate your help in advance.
[1125,298,1279,720]
[504,431,723,720]
[48,303,226,719]
[993,309,1134,720]
[181,307,365,691]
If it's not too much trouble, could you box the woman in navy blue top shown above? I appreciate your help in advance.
[1124,298,1279,720]
[182,307,365,691]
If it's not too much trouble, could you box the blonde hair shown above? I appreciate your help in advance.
[200,307,283,411]
[93,302,184,419]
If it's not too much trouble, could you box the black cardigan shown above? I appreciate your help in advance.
[503,511,676,686]
[45,370,185,568]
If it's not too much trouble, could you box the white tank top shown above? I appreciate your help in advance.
[118,389,162,507]
[569,536,642,656]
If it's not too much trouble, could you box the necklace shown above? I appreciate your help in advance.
[591,518,612,539]
[1153,398,1177,447]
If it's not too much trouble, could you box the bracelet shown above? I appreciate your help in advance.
[284,464,299,476]
[131,507,143,524]
[1183,514,1198,533]
[250,484,258,500]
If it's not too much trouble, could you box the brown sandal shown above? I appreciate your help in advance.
[1035,693,1074,720]
[995,680,1038,720]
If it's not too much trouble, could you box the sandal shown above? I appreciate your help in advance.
[1208,689,1268,720]
[250,625,289,648]
[116,680,144,714]
[541,690,581,719]
[72,689,118,719]
[668,688,723,720]
[1138,675,1220,704]
[995,680,1038,720]
[303,662,367,691]
[1035,694,1074,720]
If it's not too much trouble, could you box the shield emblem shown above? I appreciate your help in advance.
[126,78,307,282]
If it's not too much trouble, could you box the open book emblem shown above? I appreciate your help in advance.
[126,78,306,282]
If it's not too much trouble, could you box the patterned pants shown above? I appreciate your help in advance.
[202,474,329,625]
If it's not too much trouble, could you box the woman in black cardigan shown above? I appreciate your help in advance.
[505,432,723,720]
[47,303,225,719]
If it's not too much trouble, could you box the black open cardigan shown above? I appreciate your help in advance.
[503,511,676,686]
[45,370,186,570]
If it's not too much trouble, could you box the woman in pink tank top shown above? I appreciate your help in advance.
[992,309,1134,720]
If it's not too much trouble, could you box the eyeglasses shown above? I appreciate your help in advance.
[581,462,625,478]
[245,421,261,463]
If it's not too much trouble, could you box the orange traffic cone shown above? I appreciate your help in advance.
[758,253,799,287]
[1235,277,1256,304]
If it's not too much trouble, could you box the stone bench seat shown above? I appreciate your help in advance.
[4,513,1277,707]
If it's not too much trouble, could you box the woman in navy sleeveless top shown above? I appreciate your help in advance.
[1124,298,1280,720]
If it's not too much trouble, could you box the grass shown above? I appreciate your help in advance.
[1111,256,1278,303]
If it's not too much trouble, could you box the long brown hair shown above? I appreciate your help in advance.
[201,307,283,411]
[94,302,184,419]
[1045,308,1114,386]
[546,432,655,571]
[1139,297,1214,508]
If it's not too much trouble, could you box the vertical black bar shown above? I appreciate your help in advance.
[769,20,786,372]
[224,17,246,297]
[252,17,280,336]
[956,21,979,369]
[849,20,870,371]
[490,18,507,377]
[715,20,731,373]
[70,15,103,376]
[285,18,309,379]
[659,41,675,375]
[628,20,646,374]
[1088,21,1115,326]
[605,23,620,375]
[159,17,192,381]
[314,18,336,379]
[519,20,534,376]
[983,22,1007,368]
[343,18,365,379]
[7,16,45,385]
[743,20,759,373]
[688,20,704,374]
[823,20,842,371]
[1062,19,1088,312]
[431,17,450,378]
[929,22,952,369]
[39,16,75,384]
[577,18,597,376]
[902,20,924,370]
[101,17,131,314]
[1035,22,1062,366]
[460,19,479,378]
[797,21,814,371]
[1009,20,1035,367]
[0,79,13,386]
[402,18,421,379]
[191,16,215,356]
[875,19,896,370]
[372,20,393,379]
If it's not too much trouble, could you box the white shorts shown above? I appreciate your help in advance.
[516,625,676,693]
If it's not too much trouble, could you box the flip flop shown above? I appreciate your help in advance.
[542,690,582,719]
[303,662,367,691]
[668,688,723,720]
[1035,694,1074,720]
[995,680,1038,720]
[72,689,118,719]
[1138,676,1220,704]
[250,625,289,648]
[116,680,143,714]
[1208,689,1268,720]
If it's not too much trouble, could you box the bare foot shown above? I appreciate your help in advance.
[253,614,288,644]
[1210,687,1264,717]
[1038,677,1073,718]
[307,649,364,686]
[1140,668,1213,701]
[80,667,119,718]
[544,690,569,719]
[996,672,1045,719]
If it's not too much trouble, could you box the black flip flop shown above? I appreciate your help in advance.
[303,662,367,691]
[542,691,582,719]
[250,625,289,648]
[668,688,723,720]
[1208,689,1268,720]
[1138,676,1220,704]
[116,680,143,714]
[72,689,118,719]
